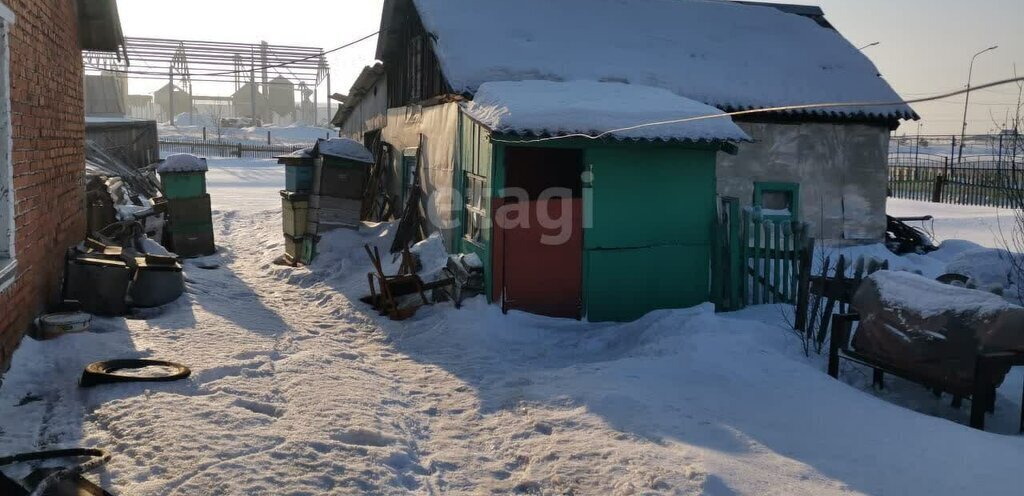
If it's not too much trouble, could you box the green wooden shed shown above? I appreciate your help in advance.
[452,80,749,322]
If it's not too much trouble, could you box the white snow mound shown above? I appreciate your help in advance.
[870,270,1019,318]
[158,153,208,173]
[284,147,316,159]
[317,138,374,163]
[463,80,750,142]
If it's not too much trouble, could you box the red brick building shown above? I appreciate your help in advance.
[0,0,124,374]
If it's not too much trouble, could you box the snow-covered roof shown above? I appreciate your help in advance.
[463,80,750,143]
[158,153,208,173]
[283,147,315,159]
[398,0,916,121]
[315,138,375,163]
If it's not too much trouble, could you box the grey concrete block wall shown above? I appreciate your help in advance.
[717,121,890,243]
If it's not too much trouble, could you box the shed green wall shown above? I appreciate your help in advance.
[455,113,495,298]
[582,146,717,322]
[453,116,720,321]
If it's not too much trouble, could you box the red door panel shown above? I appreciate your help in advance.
[496,198,583,319]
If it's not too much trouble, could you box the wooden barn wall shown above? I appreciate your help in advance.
[384,1,449,108]
[337,75,389,141]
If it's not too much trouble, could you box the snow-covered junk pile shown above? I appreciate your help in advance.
[361,233,484,321]
[68,149,217,323]
[831,271,1024,431]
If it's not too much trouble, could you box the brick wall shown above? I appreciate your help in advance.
[0,0,86,373]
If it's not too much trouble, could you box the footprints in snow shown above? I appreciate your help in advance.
[332,428,398,447]
[232,398,285,419]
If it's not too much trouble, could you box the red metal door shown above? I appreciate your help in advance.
[496,198,583,319]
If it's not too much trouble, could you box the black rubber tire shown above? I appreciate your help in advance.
[80,359,191,388]
[936,273,970,286]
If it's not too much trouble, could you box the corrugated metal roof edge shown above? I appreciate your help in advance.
[456,83,921,124]
[488,128,751,145]
[719,104,920,122]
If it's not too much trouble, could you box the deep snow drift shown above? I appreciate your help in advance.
[0,165,1021,494]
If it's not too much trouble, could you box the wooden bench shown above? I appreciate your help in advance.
[829,313,1024,433]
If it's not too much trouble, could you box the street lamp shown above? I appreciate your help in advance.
[858,41,881,51]
[959,45,999,163]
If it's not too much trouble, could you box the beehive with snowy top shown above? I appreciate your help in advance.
[158,154,208,199]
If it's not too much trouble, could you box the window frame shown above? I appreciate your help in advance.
[753,182,800,221]
[463,172,487,247]
[0,8,15,293]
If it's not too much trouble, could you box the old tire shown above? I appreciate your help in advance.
[936,273,970,286]
[80,359,191,388]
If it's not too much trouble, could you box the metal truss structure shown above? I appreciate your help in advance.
[83,37,331,124]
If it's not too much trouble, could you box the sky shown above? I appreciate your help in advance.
[115,0,1022,135]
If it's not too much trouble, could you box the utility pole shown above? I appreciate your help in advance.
[250,68,257,125]
[959,45,998,163]
[168,69,174,125]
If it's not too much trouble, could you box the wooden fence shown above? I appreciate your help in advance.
[888,154,1024,208]
[159,138,303,159]
[795,254,889,354]
[712,197,814,311]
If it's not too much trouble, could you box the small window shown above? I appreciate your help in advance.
[401,147,418,204]
[464,172,487,244]
[0,17,13,291]
[754,182,799,220]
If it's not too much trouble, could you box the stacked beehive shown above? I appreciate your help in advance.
[277,147,316,264]
[303,139,375,263]
[159,154,216,258]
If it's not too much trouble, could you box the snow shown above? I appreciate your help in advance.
[463,80,750,142]
[315,138,375,163]
[157,153,208,173]
[870,270,1018,319]
[159,123,334,147]
[282,147,315,159]
[171,112,218,127]
[0,161,1022,494]
[888,198,1014,249]
[85,116,147,124]
[203,158,285,212]
[409,0,915,120]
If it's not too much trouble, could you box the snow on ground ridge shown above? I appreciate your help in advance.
[0,166,1021,494]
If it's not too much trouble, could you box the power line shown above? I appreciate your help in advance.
[491,76,1024,144]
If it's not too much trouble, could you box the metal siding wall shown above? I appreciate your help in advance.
[583,146,717,322]
[381,103,460,247]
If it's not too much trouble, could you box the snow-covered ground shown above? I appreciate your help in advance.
[0,164,1022,494]
[159,123,334,147]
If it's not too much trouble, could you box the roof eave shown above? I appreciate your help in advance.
[77,0,127,55]
[491,129,749,146]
